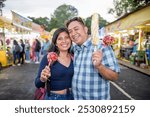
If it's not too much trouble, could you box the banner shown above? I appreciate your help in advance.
[11,11,32,31]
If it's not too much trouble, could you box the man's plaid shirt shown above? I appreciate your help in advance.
[72,37,120,100]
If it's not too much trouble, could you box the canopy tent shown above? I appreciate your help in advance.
[0,16,12,30]
[11,11,32,34]
[105,5,150,51]
[105,5,150,33]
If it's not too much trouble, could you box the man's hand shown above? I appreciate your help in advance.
[92,50,103,68]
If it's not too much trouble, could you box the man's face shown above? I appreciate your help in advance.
[67,21,88,45]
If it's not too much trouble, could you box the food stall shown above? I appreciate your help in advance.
[0,16,13,70]
[105,5,150,67]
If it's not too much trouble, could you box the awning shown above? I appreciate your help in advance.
[0,16,12,30]
[13,22,32,31]
[105,6,150,33]
[11,11,32,32]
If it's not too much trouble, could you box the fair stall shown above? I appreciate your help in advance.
[105,5,150,67]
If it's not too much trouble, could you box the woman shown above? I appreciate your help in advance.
[35,27,74,100]
[30,39,36,62]
[12,40,21,66]
[34,39,41,63]
[25,39,31,63]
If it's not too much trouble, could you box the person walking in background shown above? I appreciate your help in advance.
[25,39,31,63]
[20,39,25,64]
[41,38,51,55]
[31,39,36,62]
[12,40,21,66]
[34,39,41,64]
[65,17,120,100]
[35,27,74,100]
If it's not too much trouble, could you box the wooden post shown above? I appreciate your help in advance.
[137,28,143,51]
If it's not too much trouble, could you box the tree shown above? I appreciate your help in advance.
[0,0,6,16]
[49,4,78,31]
[28,16,51,31]
[108,0,150,18]
[28,4,78,31]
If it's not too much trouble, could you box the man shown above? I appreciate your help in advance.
[34,39,41,64]
[20,39,25,65]
[42,38,51,55]
[65,17,120,100]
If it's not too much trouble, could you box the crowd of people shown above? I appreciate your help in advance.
[11,38,51,66]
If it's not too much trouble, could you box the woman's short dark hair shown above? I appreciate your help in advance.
[65,17,85,28]
[48,27,71,54]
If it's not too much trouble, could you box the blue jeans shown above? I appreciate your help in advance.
[13,51,20,64]
[25,50,30,61]
[35,51,40,62]
[45,91,74,100]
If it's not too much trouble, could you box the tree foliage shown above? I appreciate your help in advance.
[49,4,78,31]
[108,0,150,18]
[28,16,51,31]
[0,0,6,16]
[28,4,108,34]
[28,4,78,31]
[0,0,6,8]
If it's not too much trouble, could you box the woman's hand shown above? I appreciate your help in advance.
[40,66,51,82]
[92,50,103,69]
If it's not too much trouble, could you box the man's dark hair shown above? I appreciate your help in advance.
[65,17,85,28]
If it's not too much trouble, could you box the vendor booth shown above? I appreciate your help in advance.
[105,5,150,67]
[0,16,13,69]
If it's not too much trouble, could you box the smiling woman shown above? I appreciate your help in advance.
[35,27,74,100]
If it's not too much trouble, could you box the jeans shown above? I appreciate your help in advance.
[20,52,25,64]
[35,51,40,62]
[45,90,74,100]
[13,51,20,64]
[25,50,30,61]
[42,50,47,56]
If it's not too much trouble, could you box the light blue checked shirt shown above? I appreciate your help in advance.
[72,37,120,100]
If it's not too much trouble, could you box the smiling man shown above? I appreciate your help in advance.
[66,17,120,100]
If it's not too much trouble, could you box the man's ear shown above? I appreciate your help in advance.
[84,26,88,34]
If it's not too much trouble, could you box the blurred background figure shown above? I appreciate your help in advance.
[12,40,21,66]
[34,39,41,64]
[30,39,36,62]
[41,38,51,56]
[20,39,25,65]
[25,39,31,63]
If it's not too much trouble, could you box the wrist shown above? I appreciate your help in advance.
[95,63,102,69]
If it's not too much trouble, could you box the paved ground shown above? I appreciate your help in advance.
[111,65,150,100]
[0,63,38,100]
[0,63,150,100]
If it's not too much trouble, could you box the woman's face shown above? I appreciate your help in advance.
[56,32,71,52]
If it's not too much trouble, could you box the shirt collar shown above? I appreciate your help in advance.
[74,36,92,51]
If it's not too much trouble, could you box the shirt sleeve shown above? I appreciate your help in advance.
[101,45,120,73]
[35,54,48,88]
